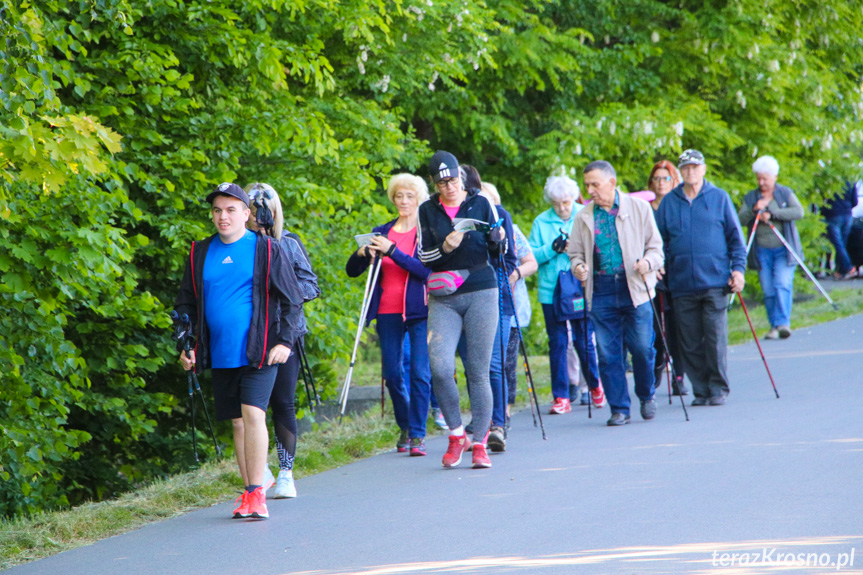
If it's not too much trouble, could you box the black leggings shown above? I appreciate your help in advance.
[270,350,299,471]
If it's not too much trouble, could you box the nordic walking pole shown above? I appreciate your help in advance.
[763,219,838,310]
[297,339,320,411]
[583,305,592,420]
[729,216,761,309]
[171,311,221,460]
[339,254,382,418]
[186,370,198,462]
[640,269,689,421]
[499,253,546,438]
[340,254,381,415]
[189,369,220,457]
[737,294,780,398]
[297,340,315,411]
[658,292,673,404]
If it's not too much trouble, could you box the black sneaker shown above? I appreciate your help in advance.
[672,375,689,396]
[606,412,631,426]
[409,437,427,456]
[464,421,474,435]
[691,396,709,406]
[396,429,409,453]
[487,426,506,452]
[640,399,657,420]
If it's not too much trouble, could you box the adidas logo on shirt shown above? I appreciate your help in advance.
[222,256,233,264]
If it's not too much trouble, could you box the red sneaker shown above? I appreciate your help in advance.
[472,443,491,469]
[247,487,269,519]
[590,384,607,408]
[232,491,251,519]
[442,434,471,468]
[549,397,572,414]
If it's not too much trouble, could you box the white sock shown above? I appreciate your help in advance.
[450,425,465,437]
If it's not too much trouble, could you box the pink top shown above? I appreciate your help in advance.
[443,204,460,220]
[378,227,417,315]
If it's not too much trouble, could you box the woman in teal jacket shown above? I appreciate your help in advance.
[529,176,603,414]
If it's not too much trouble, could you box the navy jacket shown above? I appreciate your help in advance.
[417,188,505,294]
[655,180,746,294]
[821,181,859,218]
[174,232,305,374]
[346,219,430,326]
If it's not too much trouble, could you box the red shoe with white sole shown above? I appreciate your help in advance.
[549,397,572,414]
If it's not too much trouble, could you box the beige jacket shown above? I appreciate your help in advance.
[566,192,664,310]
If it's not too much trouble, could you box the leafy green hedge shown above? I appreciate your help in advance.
[1,0,860,517]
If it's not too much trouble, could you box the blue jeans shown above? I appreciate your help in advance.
[825,215,853,274]
[756,245,796,328]
[376,314,432,438]
[540,304,599,400]
[589,273,655,416]
[404,335,440,411]
[456,312,511,428]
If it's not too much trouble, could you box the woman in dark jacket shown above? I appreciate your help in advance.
[737,156,804,339]
[246,182,320,499]
[346,174,432,456]
[418,151,505,470]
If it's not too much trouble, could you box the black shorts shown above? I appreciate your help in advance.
[211,365,277,421]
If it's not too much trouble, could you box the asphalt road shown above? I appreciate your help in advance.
[8,315,863,575]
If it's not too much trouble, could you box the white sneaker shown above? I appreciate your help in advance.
[274,469,297,499]
[262,465,276,494]
[432,408,448,430]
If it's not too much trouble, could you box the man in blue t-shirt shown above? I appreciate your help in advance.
[174,182,304,520]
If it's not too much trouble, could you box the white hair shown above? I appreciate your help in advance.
[543,176,580,203]
[752,155,780,177]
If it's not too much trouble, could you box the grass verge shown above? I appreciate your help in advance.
[728,285,863,345]
[2,284,861,570]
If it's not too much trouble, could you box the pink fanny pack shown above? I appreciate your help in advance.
[427,270,469,296]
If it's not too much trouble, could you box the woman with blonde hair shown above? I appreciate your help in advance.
[346,173,433,455]
[245,182,320,498]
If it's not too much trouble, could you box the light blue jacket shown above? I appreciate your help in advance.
[528,205,585,304]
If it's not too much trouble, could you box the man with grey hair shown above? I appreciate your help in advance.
[656,150,746,406]
[568,161,663,426]
[530,175,604,414]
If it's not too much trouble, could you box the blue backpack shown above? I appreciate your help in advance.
[553,269,586,321]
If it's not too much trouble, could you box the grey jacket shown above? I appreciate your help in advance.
[739,185,804,269]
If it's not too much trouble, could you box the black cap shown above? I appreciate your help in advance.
[429,150,459,183]
[205,182,250,207]
[678,149,706,168]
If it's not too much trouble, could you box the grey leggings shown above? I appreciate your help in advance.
[427,287,499,441]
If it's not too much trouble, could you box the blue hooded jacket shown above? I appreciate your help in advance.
[528,205,585,305]
[655,180,746,294]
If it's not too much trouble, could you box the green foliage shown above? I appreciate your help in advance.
[1,0,861,518]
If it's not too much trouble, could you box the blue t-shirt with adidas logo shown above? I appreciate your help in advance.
[203,230,256,368]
